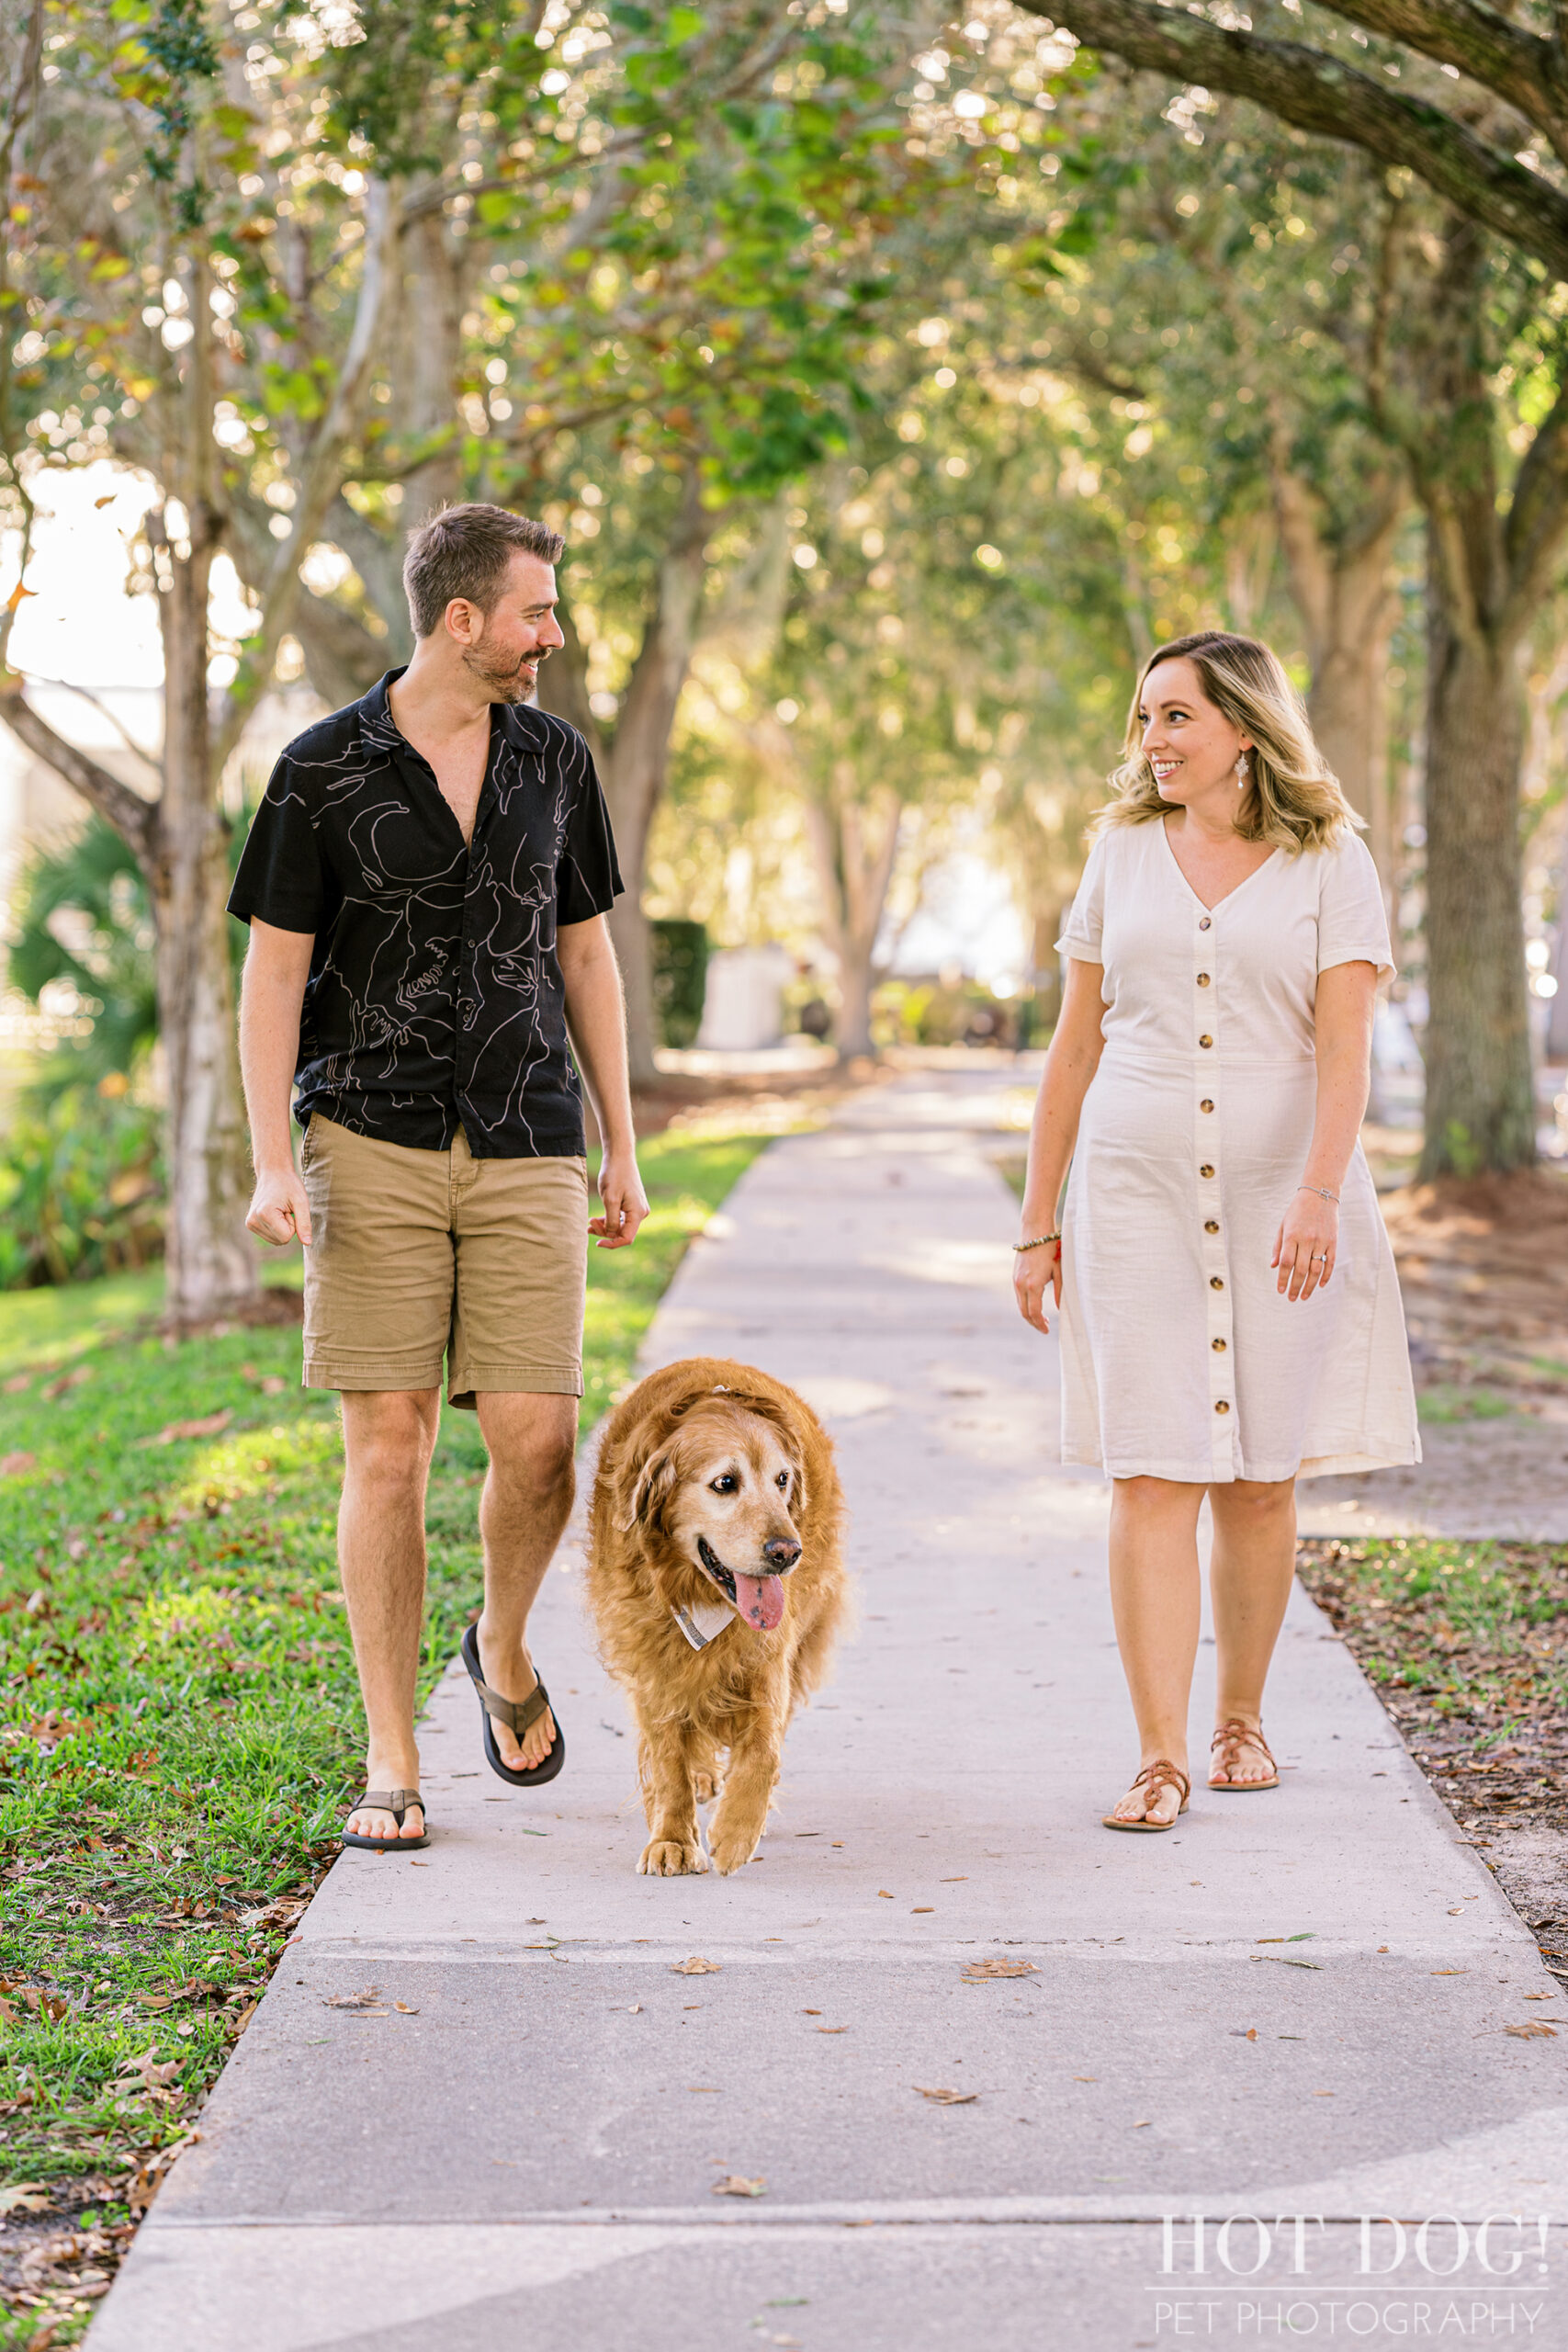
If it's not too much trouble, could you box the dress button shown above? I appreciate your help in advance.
[1197,972,1211,986]
[1200,1099,1214,1114]
[1200,1163,1214,1179]
[1210,1275,1224,1291]
[1204,1218,1219,1233]
[1199,916,1213,930]
[1212,1338,1226,1352]
[1214,1399,1230,1414]
[1199,1035,1213,1048]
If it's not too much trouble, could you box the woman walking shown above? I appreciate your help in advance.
[1014,632,1418,1830]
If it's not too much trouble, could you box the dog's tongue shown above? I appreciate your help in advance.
[734,1572,784,1632]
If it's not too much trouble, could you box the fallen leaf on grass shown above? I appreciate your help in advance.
[41,1367,90,1399]
[1506,2021,1558,2040]
[914,2086,976,2106]
[0,2183,51,2216]
[671,1956,721,1975]
[962,1958,1036,1982]
[712,2174,766,2198]
[0,1450,36,1476]
[0,1979,69,2022]
[147,1408,231,1446]
[2,1373,31,1393]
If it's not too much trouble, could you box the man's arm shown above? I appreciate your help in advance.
[239,918,315,1247]
[557,913,649,1250]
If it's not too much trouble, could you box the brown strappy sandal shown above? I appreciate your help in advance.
[1209,1717,1280,1792]
[1102,1758,1190,1832]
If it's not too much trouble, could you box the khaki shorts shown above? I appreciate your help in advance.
[299,1114,588,1408]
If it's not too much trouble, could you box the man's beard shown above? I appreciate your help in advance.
[461,641,545,705]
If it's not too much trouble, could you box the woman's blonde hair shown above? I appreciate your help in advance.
[1095,630,1359,853]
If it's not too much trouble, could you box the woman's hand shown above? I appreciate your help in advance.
[1013,1235,1062,1334]
[1272,1190,1337,1302]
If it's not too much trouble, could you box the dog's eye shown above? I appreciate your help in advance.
[775,1472,789,1490]
[709,1474,737,1494]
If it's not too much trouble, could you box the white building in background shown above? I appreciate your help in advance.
[694,944,794,1051]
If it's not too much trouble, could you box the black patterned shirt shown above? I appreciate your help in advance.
[228,671,623,1157]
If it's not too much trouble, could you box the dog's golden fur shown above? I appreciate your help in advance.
[585,1355,849,1875]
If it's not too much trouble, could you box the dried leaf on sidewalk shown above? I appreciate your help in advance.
[1506,2020,1558,2039]
[711,2174,766,2198]
[671,1955,721,1975]
[914,2086,976,2106]
[321,1985,384,2010]
[962,1957,1036,1981]
[817,2026,847,2035]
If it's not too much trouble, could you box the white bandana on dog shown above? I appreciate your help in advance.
[671,1595,736,1651]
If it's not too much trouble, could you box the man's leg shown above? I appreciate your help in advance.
[340,1388,442,1840]
[471,1392,579,1770]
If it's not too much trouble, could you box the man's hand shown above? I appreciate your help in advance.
[590,1147,649,1250]
[247,1164,312,1249]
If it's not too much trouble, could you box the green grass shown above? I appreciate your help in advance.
[1296,1536,1568,1724]
[0,1124,776,2343]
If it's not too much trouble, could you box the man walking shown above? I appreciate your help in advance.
[230,503,647,1848]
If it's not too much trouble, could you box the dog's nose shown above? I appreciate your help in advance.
[762,1536,801,1570]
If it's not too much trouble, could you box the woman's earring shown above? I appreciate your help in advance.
[1235,752,1250,787]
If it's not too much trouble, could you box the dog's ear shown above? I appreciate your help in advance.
[615,1442,678,1534]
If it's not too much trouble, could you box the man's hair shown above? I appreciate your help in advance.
[402,503,564,639]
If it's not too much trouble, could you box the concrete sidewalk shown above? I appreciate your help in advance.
[90,1069,1568,2350]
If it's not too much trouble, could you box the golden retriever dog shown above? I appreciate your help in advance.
[585,1356,849,1876]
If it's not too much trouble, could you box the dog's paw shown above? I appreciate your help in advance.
[692,1770,719,1806]
[707,1830,761,1876]
[637,1838,708,1877]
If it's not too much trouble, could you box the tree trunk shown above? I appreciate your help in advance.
[1417,567,1535,1176]
[803,786,904,1062]
[539,473,714,1088]
[151,503,260,1326]
[1269,464,1403,888]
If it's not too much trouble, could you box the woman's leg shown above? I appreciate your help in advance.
[1105,1476,1206,1825]
[1206,1476,1298,1782]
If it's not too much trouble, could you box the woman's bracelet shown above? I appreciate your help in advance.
[1013,1231,1062,1253]
[1297,1183,1339,1204]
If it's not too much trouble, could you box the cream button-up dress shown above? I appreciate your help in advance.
[1055,819,1420,1484]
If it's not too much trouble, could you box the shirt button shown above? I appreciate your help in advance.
[1200,1163,1215,1179]
[1214,1399,1230,1414]
[1199,916,1213,931]
[1197,972,1211,986]
[1199,1035,1213,1048]
[1210,1275,1224,1291]
[1212,1338,1227,1352]
[1204,1219,1219,1233]
[1200,1099,1214,1114]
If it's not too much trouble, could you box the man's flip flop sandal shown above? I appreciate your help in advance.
[342,1789,429,1851]
[460,1623,567,1789]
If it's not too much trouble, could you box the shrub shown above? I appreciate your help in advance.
[650,918,709,1048]
[0,1082,164,1287]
